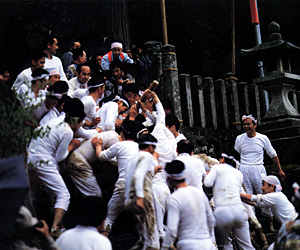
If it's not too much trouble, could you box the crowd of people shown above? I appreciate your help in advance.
[2,36,300,250]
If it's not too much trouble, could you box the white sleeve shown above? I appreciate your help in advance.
[263,136,277,158]
[57,60,68,82]
[99,142,119,161]
[254,194,277,208]
[145,110,157,124]
[134,154,153,198]
[234,136,241,154]
[155,102,165,125]
[161,197,180,250]
[204,165,218,188]
[104,105,118,131]
[83,98,96,121]
[55,130,73,162]
[204,193,216,236]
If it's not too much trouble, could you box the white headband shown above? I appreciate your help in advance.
[46,68,60,76]
[167,169,187,180]
[111,42,123,49]
[46,91,62,99]
[87,82,104,90]
[242,114,257,123]
[221,153,240,169]
[113,95,129,108]
[263,175,282,192]
[138,141,158,146]
[32,74,49,81]
[137,128,148,138]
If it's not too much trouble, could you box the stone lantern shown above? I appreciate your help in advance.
[242,21,300,122]
[242,22,300,164]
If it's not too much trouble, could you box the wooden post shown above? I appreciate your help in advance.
[160,0,168,45]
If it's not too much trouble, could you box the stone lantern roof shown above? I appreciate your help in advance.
[241,22,300,75]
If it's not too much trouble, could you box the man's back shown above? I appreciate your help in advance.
[56,225,112,250]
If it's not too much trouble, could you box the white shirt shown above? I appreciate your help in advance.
[39,108,62,126]
[176,153,206,190]
[125,151,156,200]
[151,102,177,183]
[68,77,89,96]
[235,132,277,165]
[28,118,73,162]
[175,133,187,143]
[56,225,112,250]
[97,101,118,132]
[99,140,138,179]
[81,95,97,127]
[44,56,67,81]
[72,88,89,100]
[251,192,298,224]
[204,163,244,206]
[12,67,32,91]
[17,84,45,108]
[162,186,215,249]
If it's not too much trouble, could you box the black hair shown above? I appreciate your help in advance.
[88,74,105,93]
[165,114,180,131]
[162,99,173,110]
[69,40,80,50]
[73,48,84,61]
[31,68,49,85]
[177,140,194,155]
[43,35,57,49]
[57,94,72,109]
[165,160,185,183]
[136,133,157,150]
[46,84,63,100]
[64,98,86,124]
[121,120,139,140]
[220,152,238,169]
[31,51,47,62]
[135,113,146,124]
[123,83,139,95]
[53,80,69,93]
[76,63,90,74]
[0,61,9,75]
[72,197,107,227]
[110,59,124,71]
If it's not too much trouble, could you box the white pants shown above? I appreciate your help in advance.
[214,204,255,250]
[152,181,170,239]
[239,164,272,216]
[177,238,217,250]
[103,178,125,231]
[28,154,70,211]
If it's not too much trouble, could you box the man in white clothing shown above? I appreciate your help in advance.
[165,114,186,143]
[235,114,285,229]
[162,160,217,250]
[56,197,112,250]
[176,139,206,190]
[12,51,46,91]
[241,175,298,225]
[28,98,85,238]
[97,96,129,132]
[81,75,105,129]
[43,35,67,81]
[204,153,255,250]
[125,133,161,250]
[68,64,91,97]
[91,119,141,236]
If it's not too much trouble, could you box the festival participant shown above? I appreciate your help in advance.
[12,51,46,91]
[81,75,105,129]
[204,153,255,250]
[56,197,112,250]
[176,139,206,190]
[43,35,67,81]
[162,160,217,250]
[66,48,87,80]
[125,133,161,250]
[91,119,140,236]
[139,89,177,240]
[240,175,298,225]
[123,83,140,107]
[47,68,61,86]
[68,64,91,97]
[27,98,85,238]
[235,114,285,229]
[96,96,129,132]
[101,42,133,76]
[165,114,186,143]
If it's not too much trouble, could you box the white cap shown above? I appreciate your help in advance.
[263,175,282,192]
[111,42,123,49]
[46,67,60,76]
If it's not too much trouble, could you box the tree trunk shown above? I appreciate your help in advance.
[109,0,131,51]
